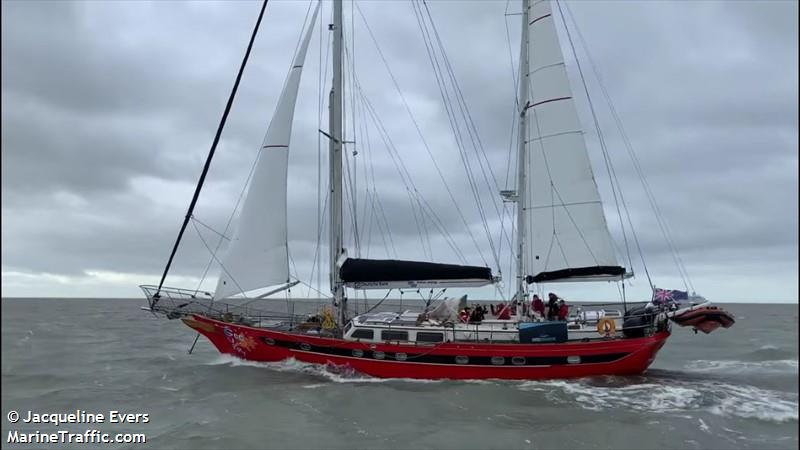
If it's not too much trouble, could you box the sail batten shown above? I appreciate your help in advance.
[214,5,320,299]
[523,0,623,284]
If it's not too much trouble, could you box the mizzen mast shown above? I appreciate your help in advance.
[515,0,531,303]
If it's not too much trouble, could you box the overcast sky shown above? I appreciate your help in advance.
[2,0,797,303]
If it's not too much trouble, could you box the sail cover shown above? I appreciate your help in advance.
[340,258,494,290]
[523,0,624,283]
[215,5,320,299]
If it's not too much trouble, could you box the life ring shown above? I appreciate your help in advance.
[597,318,616,336]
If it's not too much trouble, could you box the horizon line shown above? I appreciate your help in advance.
[1,296,798,305]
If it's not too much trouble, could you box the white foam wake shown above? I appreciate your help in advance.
[516,378,798,423]
[685,359,799,373]
[205,354,442,385]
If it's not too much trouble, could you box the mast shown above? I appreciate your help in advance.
[330,0,346,323]
[515,0,530,303]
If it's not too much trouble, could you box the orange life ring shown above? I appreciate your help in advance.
[597,318,616,336]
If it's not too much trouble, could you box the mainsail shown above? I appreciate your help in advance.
[215,5,320,299]
[522,0,624,283]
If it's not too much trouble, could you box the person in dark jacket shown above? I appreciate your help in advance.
[546,293,560,320]
[469,305,486,323]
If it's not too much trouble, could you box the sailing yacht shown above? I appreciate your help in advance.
[141,0,733,380]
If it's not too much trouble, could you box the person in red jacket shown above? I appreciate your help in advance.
[531,294,546,319]
[490,302,512,320]
[557,299,570,321]
[459,307,472,323]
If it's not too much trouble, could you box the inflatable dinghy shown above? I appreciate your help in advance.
[668,303,735,334]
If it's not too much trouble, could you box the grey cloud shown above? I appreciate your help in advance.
[2,0,797,301]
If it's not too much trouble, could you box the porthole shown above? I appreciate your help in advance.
[511,356,526,366]
[567,355,581,364]
[455,355,469,365]
[299,342,311,351]
[263,337,276,346]
[352,349,364,357]
[491,356,505,366]
[373,351,385,360]
[395,353,408,361]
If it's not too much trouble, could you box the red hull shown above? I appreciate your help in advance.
[184,315,670,380]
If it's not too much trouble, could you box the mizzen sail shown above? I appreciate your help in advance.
[215,5,320,299]
[523,0,623,283]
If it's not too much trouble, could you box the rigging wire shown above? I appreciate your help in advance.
[156,0,269,297]
[418,0,514,263]
[307,191,330,298]
[552,0,635,276]
[354,81,470,263]
[561,0,694,293]
[192,1,315,297]
[411,0,503,269]
[355,2,494,268]
[190,218,247,298]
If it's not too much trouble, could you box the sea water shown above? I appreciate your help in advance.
[1,298,797,449]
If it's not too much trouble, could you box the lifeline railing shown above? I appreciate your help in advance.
[139,285,308,329]
[141,285,675,338]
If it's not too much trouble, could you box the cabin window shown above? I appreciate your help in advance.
[351,328,374,340]
[299,343,312,351]
[352,349,364,357]
[491,356,505,365]
[343,322,353,334]
[395,353,407,361]
[381,330,409,341]
[373,351,385,360]
[416,332,444,343]
[455,355,469,364]
[511,356,526,366]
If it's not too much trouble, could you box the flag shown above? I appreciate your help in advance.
[671,289,689,301]
[653,288,689,303]
[653,288,673,303]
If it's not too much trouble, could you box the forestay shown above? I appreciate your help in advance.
[215,5,320,299]
[523,0,624,283]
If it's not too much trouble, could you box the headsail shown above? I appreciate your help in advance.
[522,0,624,283]
[339,258,494,290]
[215,4,320,299]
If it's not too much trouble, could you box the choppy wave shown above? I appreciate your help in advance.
[205,355,441,385]
[204,354,798,423]
[740,345,795,361]
[516,377,798,424]
[685,359,798,373]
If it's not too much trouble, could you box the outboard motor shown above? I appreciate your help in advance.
[622,305,655,338]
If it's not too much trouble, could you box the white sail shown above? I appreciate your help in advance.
[523,0,622,283]
[215,5,320,299]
